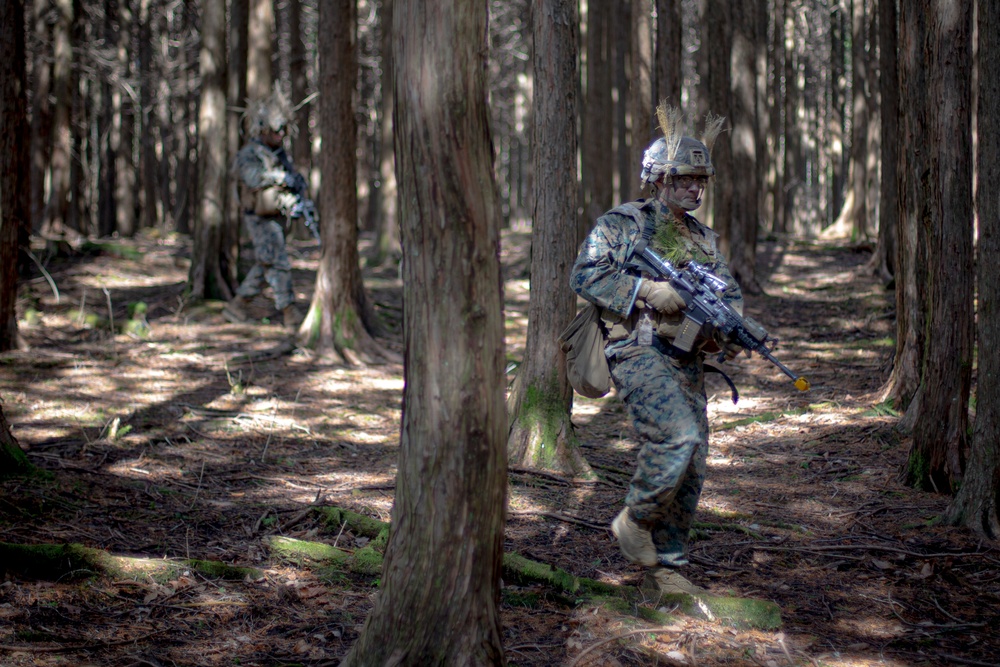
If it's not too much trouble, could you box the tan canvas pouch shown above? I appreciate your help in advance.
[559,304,611,398]
[255,186,283,216]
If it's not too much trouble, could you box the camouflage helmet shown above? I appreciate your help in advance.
[640,136,716,184]
[244,85,297,138]
[640,102,725,186]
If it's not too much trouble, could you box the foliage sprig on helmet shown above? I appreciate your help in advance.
[640,102,725,186]
[243,84,297,139]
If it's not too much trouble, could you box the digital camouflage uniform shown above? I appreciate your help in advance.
[232,139,302,312]
[570,197,743,568]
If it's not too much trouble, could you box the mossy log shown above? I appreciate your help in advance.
[0,541,263,582]
[280,507,783,630]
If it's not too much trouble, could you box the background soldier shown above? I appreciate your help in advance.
[570,104,744,596]
[223,87,314,331]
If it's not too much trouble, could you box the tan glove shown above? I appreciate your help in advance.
[638,280,686,314]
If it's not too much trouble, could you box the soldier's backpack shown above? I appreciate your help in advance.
[559,303,611,398]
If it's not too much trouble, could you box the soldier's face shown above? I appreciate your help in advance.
[262,128,285,148]
[667,175,707,210]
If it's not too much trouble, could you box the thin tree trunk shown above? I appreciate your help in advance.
[705,0,732,252]
[655,0,682,106]
[628,0,653,203]
[507,0,589,477]
[303,0,386,362]
[115,0,136,237]
[30,0,53,234]
[340,1,507,663]
[139,0,159,230]
[247,0,274,100]
[1,0,30,351]
[45,0,74,237]
[872,0,898,284]
[769,0,786,233]
[369,0,400,266]
[729,1,760,294]
[188,0,233,301]
[945,0,1000,538]
[897,0,974,492]
[581,1,612,240]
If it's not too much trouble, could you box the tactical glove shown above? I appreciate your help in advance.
[711,330,744,361]
[284,172,307,195]
[637,280,686,315]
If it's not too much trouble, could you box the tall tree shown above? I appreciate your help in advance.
[655,0,682,107]
[247,0,274,100]
[871,0,899,284]
[44,0,74,237]
[581,1,612,240]
[945,0,1000,538]
[705,0,732,247]
[187,0,235,301]
[834,0,871,240]
[368,0,400,266]
[728,0,760,293]
[227,0,249,239]
[628,0,653,203]
[302,0,387,362]
[138,0,159,230]
[340,1,507,663]
[893,0,974,492]
[0,402,33,479]
[507,0,588,476]
[1,0,30,351]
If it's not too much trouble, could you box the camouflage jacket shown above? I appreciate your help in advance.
[570,198,743,353]
[233,140,299,218]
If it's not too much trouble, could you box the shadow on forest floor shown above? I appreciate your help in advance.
[1,229,997,666]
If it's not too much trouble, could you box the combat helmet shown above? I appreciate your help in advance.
[244,84,297,139]
[640,102,725,186]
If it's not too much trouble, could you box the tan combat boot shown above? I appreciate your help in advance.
[611,508,658,567]
[282,304,304,332]
[644,567,707,597]
[223,296,252,323]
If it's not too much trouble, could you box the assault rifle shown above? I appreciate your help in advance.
[290,195,320,243]
[627,245,810,392]
[284,172,320,243]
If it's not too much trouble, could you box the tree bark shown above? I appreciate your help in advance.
[728,0,760,294]
[187,0,235,302]
[655,0,682,107]
[871,0,899,285]
[0,0,29,352]
[896,0,974,492]
[581,1,612,241]
[628,1,653,203]
[705,0,732,250]
[303,0,387,363]
[247,0,274,100]
[44,0,74,238]
[945,0,1000,537]
[507,0,590,478]
[340,1,507,663]
[369,0,401,266]
[0,403,32,478]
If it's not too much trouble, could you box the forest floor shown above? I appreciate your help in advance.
[1,226,998,667]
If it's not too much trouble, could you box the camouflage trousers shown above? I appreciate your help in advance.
[235,214,295,311]
[609,337,708,568]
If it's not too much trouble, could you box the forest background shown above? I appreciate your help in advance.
[1,0,999,665]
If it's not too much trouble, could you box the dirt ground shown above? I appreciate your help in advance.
[1,227,998,667]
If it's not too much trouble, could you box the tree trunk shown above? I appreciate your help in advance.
[728,0,760,294]
[45,0,74,238]
[114,0,136,237]
[768,0,786,233]
[138,0,159,231]
[0,0,29,352]
[507,0,590,478]
[581,1,612,240]
[705,0,732,250]
[0,403,33,478]
[340,1,507,663]
[226,0,249,243]
[835,0,870,240]
[369,0,400,266]
[871,0,898,285]
[613,4,631,205]
[303,0,387,363]
[187,0,234,302]
[897,0,974,492]
[782,5,801,234]
[628,0,653,203]
[655,0,682,107]
[247,0,274,100]
[829,4,846,226]
[945,0,1000,537]
[30,0,53,234]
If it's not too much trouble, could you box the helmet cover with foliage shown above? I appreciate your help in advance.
[244,84,297,139]
[640,102,725,186]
